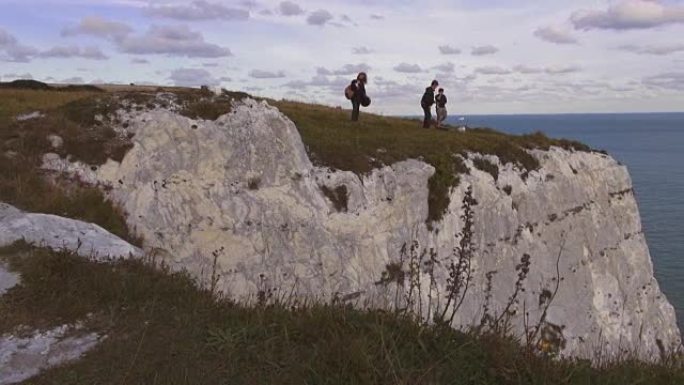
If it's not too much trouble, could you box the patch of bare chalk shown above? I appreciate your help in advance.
[0,324,102,385]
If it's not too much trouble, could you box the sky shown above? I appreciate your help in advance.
[1,0,684,115]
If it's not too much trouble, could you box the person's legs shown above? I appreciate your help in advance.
[422,106,431,128]
[437,108,447,126]
[351,100,360,121]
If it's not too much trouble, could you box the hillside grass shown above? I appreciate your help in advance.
[271,100,590,223]
[1,243,682,385]
[0,88,139,244]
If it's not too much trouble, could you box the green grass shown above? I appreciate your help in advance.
[271,101,590,223]
[1,243,682,385]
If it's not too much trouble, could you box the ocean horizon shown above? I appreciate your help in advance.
[445,112,684,332]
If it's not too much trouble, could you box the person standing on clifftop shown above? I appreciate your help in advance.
[349,72,369,121]
[435,88,448,128]
[421,80,439,128]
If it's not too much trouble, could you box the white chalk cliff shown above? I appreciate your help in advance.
[41,97,681,361]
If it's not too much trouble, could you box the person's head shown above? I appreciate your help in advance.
[431,80,439,90]
[357,72,368,84]
[438,88,444,94]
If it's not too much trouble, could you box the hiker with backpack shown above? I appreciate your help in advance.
[421,80,439,128]
[435,88,447,128]
[346,72,370,121]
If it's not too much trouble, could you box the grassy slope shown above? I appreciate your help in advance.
[0,88,139,244]
[271,100,590,222]
[1,243,682,385]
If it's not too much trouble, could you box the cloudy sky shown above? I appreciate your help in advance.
[1,0,683,114]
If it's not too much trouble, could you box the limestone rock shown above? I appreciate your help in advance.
[0,202,141,260]
[0,324,101,385]
[0,263,19,296]
[46,134,63,149]
[15,111,43,122]
[41,97,681,361]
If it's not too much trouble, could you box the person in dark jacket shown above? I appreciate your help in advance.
[351,72,368,121]
[421,80,439,128]
[435,88,447,128]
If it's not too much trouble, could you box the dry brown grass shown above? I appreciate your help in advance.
[1,243,681,385]
[0,89,96,126]
[0,88,139,244]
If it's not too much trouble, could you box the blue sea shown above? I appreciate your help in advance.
[446,113,684,332]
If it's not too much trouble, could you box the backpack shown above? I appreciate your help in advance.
[344,84,354,100]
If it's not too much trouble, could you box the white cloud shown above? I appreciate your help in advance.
[0,28,38,62]
[0,29,15,47]
[2,72,33,81]
[279,1,304,16]
[118,25,232,58]
[513,64,582,75]
[432,62,455,73]
[643,72,684,90]
[545,65,582,74]
[393,63,422,73]
[475,66,510,75]
[249,69,286,78]
[370,14,384,20]
[59,76,85,84]
[145,1,249,21]
[571,0,684,30]
[471,45,499,56]
[169,68,220,86]
[61,16,132,40]
[534,25,578,44]
[352,46,373,54]
[514,65,544,74]
[331,63,370,75]
[131,58,149,64]
[438,45,461,55]
[307,9,333,26]
[40,46,109,60]
[618,44,684,55]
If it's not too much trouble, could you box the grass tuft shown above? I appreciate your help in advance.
[320,185,349,212]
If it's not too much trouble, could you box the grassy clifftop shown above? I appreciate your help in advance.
[0,83,590,230]
[271,100,590,223]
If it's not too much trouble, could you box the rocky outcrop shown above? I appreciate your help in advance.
[41,97,681,361]
[0,203,138,384]
[0,202,141,259]
[0,324,101,385]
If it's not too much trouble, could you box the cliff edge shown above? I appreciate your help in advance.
[38,94,681,361]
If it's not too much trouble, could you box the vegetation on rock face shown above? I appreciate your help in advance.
[0,86,246,244]
[0,88,140,244]
[1,84,591,231]
[271,100,590,223]
[1,242,682,385]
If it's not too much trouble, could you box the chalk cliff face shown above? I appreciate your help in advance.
[42,98,681,360]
